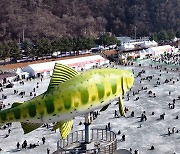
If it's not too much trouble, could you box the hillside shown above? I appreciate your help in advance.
[0,0,179,40]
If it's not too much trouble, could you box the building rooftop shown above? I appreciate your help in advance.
[103,50,118,57]
[0,54,92,70]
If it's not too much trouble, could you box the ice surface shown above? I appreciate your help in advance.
[0,60,179,154]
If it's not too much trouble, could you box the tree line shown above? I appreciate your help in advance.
[0,33,119,63]
[150,31,180,42]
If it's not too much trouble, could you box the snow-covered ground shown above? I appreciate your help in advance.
[0,60,180,154]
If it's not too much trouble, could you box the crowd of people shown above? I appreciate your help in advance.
[118,55,179,153]
[16,136,46,150]
[152,52,180,66]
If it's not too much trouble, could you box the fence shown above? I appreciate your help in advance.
[55,129,117,154]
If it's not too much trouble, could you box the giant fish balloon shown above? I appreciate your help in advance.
[0,63,134,139]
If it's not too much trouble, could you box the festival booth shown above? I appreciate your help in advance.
[139,49,148,59]
[119,55,126,64]
[134,52,141,59]
[127,53,136,60]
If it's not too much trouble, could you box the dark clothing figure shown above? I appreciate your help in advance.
[42,137,46,144]
[122,134,125,141]
[22,140,27,149]
[17,142,20,149]
[172,127,175,134]
[140,113,147,122]
[150,145,155,150]
[8,129,11,134]
[47,148,50,154]
[131,111,134,117]
[168,103,171,108]
[134,150,138,154]
[114,110,119,118]
[160,113,165,120]
[168,128,171,136]
[117,130,121,135]
[108,122,111,131]
[173,99,176,103]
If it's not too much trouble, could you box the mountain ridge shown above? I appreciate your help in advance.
[0,0,179,40]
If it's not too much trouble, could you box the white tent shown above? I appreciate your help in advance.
[147,45,174,57]
[15,68,29,79]
[120,43,135,50]
[152,40,158,46]
[140,40,158,48]
[22,55,109,77]
[139,50,147,59]
[140,41,151,48]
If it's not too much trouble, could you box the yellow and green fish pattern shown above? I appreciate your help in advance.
[0,63,134,139]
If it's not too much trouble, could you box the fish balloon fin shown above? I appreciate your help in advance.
[21,122,43,134]
[47,63,79,90]
[100,103,110,112]
[118,97,125,117]
[11,102,22,108]
[122,76,130,95]
[52,119,73,139]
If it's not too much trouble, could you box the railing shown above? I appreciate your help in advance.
[55,129,117,154]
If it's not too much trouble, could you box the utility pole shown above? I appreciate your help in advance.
[22,28,25,42]
[135,25,137,40]
[84,113,91,144]
[134,4,137,40]
[18,34,21,43]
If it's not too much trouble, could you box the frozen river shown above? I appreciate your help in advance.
[0,60,180,154]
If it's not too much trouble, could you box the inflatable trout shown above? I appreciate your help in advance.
[0,63,134,138]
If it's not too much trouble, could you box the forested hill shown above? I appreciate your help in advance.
[0,0,179,40]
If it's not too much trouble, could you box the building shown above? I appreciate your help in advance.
[0,68,29,84]
[146,45,174,57]
[15,68,29,79]
[22,55,109,77]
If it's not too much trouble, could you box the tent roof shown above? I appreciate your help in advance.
[23,55,106,72]
[149,45,172,52]
[0,54,93,70]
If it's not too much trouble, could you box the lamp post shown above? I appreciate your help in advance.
[84,113,91,144]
